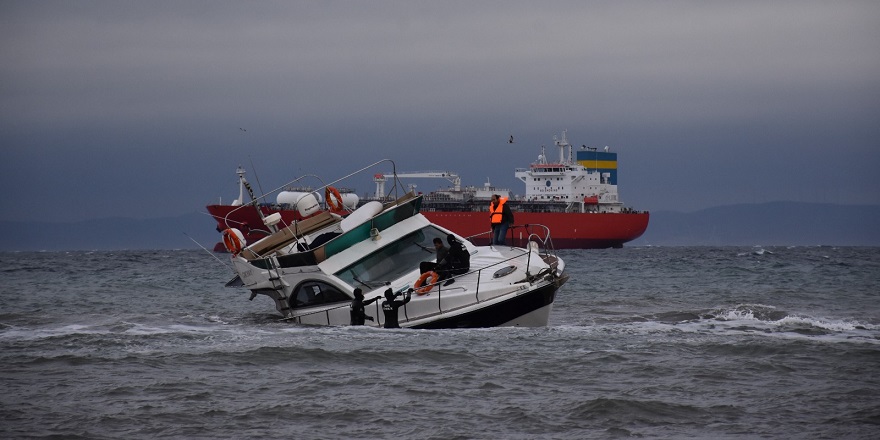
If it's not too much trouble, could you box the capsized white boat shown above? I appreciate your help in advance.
[221,161,568,328]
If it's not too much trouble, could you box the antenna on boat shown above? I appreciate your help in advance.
[183,232,232,270]
[232,161,274,232]
[249,156,266,199]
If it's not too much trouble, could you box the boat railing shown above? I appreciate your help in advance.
[240,211,341,260]
[221,174,326,230]
[208,212,274,238]
[286,244,556,327]
[464,223,556,253]
[227,159,425,257]
[222,159,408,230]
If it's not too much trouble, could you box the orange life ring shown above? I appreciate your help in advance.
[414,271,439,294]
[222,228,245,255]
[325,186,344,212]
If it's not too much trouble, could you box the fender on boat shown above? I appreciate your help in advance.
[340,201,383,233]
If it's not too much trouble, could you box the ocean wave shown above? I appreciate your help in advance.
[708,303,878,332]
[550,304,880,345]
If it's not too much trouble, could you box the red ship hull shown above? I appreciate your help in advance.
[423,211,649,249]
[208,203,649,251]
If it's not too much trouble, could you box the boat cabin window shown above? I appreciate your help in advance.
[334,226,449,289]
[290,280,350,309]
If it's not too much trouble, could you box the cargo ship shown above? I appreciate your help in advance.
[206,131,649,250]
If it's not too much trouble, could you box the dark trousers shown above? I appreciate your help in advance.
[420,261,449,280]
[492,223,509,245]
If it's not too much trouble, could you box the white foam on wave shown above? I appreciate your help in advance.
[124,323,225,335]
[736,247,774,257]
[694,304,879,344]
[0,318,248,342]
[551,303,880,345]
[775,315,871,332]
[711,303,877,331]
[0,323,105,341]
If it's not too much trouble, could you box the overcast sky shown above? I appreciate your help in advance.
[2,1,879,223]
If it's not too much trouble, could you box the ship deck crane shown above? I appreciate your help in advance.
[374,171,461,198]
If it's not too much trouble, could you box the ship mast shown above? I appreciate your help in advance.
[553,129,571,165]
[232,166,251,206]
[231,165,269,227]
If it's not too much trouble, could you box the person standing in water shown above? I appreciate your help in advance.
[381,288,412,328]
[350,288,381,326]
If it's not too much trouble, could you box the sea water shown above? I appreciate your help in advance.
[1,247,878,439]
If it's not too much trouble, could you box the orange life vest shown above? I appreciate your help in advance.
[489,197,508,224]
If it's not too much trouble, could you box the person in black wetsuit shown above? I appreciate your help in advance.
[443,234,470,286]
[381,288,412,329]
[350,288,381,325]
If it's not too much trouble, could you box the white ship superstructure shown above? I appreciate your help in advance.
[514,130,623,213]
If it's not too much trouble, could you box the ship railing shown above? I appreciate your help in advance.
[283,246,554,327]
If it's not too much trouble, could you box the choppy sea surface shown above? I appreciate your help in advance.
[1,246,878,439]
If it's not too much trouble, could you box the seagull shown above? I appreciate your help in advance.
[239,128,247,132]
[508,135,514,144]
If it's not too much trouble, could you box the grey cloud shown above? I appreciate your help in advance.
[1,1,878,221]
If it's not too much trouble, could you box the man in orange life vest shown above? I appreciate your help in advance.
[489,194,514,245]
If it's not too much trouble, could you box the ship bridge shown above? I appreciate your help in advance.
[514,130,622,212]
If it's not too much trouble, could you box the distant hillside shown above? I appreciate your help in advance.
[0,202,877,251]
[630,202,880,246]
[0,212,220,252]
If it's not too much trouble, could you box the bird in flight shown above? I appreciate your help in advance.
[508,135,514,144]
[239,128,247,132]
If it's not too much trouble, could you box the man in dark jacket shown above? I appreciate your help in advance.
[443,234,470,286]
[381,288,412,328]
[419,237,450,279]
[350,288,381,325]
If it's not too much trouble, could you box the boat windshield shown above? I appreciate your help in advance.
[335,225,449,289]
